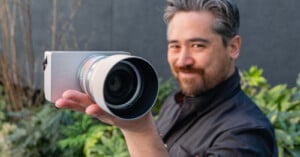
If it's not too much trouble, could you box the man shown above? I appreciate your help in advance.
[55,0,278,156]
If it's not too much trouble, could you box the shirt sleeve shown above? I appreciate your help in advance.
[204,126,277,157]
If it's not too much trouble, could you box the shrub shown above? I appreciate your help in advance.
[0,123,16,157]
[57,111,129,157]
[241,66,300,157]
[5,105,66,157]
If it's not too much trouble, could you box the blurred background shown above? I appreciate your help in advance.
[0,0,299,156]
[1,0,299,91]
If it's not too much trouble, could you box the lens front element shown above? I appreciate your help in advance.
[104,61,142,109]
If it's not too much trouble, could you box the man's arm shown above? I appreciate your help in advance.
[55,89,169,157]
[121,113,169,157]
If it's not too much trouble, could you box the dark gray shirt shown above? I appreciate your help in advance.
[156,69,278,157]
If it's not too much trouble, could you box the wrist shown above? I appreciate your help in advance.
[120,113,169,157]
[120,112,156,133]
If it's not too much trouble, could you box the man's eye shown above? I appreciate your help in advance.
[192,44,204,48]
[169,44,180,49]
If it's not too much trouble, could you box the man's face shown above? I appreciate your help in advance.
[167,11,239,96]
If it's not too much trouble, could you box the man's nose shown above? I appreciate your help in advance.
[177,49,194,67]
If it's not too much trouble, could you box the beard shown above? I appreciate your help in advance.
[179,76,203,96]
[172,64,230,97]
[173,66,206,96]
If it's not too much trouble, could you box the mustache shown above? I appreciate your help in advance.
[174,65,204,74]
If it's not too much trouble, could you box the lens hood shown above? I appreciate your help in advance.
[81,54,158,120]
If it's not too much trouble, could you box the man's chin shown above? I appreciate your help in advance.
[179,83,204,96]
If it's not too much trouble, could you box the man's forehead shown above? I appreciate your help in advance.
[167,11,216,34]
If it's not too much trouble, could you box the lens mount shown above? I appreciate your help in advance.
[78,55,105,96]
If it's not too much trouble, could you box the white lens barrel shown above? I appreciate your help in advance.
[79,54,158,120]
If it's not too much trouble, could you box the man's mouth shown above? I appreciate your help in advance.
[178,71,199,78]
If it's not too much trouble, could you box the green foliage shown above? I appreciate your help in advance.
[83,125,129,157]
[0,123,16,157]
[58,112,94,156]
[6,105,66,157]
[241,66,300,157]
[0,85,14,157]
[294,74,300,101]
[56,111,129,157]
[0,85,7,126]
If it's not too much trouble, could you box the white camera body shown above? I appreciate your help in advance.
[44,51,158,120]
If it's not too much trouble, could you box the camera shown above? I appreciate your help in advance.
[44,51,158,120]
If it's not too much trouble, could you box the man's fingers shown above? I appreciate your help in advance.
[55,98,85,112]
[55,89,94,113]
[62,89,95,107]
[56,89,116,124]
[85,104,103,116]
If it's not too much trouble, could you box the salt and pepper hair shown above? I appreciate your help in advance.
[164,0,240,46]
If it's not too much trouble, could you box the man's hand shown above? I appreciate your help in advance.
[55,89,147,130]
[55,89,169,157]
[55,89,115,124]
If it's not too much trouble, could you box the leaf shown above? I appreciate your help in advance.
[288,146,300,157]
[84,126,104,156]
[276,129,294,147]
[268,110,278,124]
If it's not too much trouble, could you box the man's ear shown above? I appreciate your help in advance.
[228,35,241,60]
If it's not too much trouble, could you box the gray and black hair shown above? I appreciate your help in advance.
[164,0,240,46]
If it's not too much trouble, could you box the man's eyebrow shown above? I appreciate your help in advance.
[167,38,210,44]
[188,38,210,43]
[167,40,179,44]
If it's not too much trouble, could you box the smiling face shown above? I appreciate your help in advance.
[167,11,241,96]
